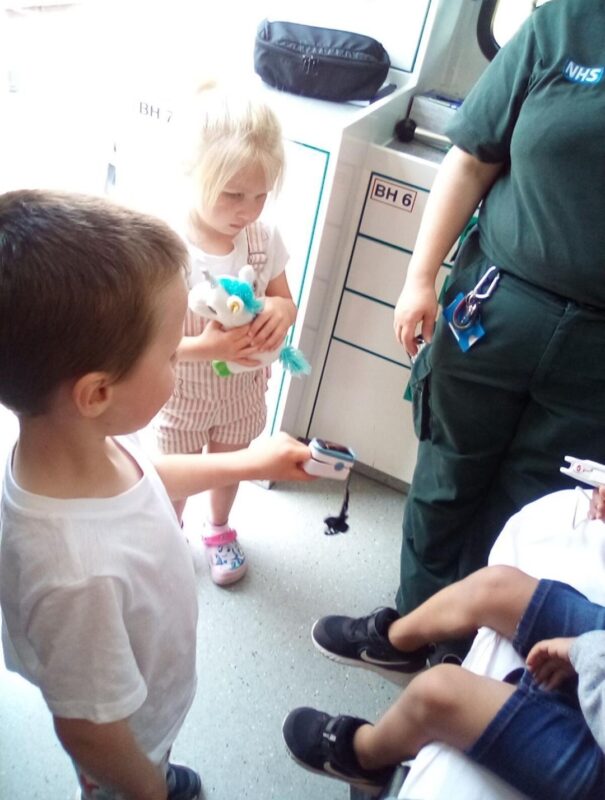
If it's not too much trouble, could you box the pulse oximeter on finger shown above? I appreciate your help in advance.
[303,438,356,480]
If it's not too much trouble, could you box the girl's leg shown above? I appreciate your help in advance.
[354,664,516,770]
[388,566,538,652]
[204,439,250,585]
[206,439,250,524]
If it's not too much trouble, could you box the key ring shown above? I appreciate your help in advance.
[451,266,500,330]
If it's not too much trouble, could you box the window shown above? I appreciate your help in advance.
[477,0,551,61]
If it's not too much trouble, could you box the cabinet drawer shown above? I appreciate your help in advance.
[310,340,418,483]
[348,237,412,307]
[334,291,408,367]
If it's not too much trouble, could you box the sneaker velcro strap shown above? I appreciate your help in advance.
[319,715,385,783]
[320,715,361,771]
[321,715,342,751]
[203,529,237,547]
[366,613,384,644]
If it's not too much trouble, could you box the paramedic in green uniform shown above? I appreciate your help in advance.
[392,0,605,661]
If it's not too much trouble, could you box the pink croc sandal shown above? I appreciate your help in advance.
[202,528,248,586]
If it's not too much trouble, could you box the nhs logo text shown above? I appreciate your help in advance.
[563,60,604,84]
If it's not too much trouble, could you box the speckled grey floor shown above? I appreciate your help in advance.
[0,406,408,799]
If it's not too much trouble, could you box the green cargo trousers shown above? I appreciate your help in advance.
[398,232,605,616]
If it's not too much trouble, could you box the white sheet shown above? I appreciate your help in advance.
[400,488,605,800]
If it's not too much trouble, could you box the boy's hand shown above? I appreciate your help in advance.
[248,432,314,482]
[155,433,315,500]
[589,486,605,520]
[249,296,296,352]
[526,637,577,690]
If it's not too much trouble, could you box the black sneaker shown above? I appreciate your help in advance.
[166,763,202,800]
[312,607,432,683]
[282,707,394,797]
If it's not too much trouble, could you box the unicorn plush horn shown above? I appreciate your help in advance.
[200,269,217,287]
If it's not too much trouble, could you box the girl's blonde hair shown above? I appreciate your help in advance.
[182,80,285,208]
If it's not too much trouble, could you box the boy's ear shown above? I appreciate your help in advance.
[71,372,114,418]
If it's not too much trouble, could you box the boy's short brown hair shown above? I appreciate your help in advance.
[0,189,189,415]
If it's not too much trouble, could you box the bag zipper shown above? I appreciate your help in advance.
[261,38,384,68]
[303,55,318,74]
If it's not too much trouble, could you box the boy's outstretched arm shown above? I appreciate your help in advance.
[153,431,313,501]
[54,717,167,800]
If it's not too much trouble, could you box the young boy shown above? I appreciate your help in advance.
[283,564,605,800]
[0,189,311,800]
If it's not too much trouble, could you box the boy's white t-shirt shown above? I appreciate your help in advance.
[0,436,198,763]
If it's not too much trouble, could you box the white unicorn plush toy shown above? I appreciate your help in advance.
[188,265,311,378]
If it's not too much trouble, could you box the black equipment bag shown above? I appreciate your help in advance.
[254,19,391,103]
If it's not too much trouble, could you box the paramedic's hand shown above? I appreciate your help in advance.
[249,296,296,352]
[187,321,262,367]
[589,486,605,521]
[394,278,439,357]
[248,432,314,482]
[526,637,577,690]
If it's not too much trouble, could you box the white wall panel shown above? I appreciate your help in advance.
[309,340,417,482]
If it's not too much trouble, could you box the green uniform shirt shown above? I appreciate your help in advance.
[447,0,605,308]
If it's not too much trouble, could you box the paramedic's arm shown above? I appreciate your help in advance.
[54,717,167,800]
[154,431,313,501]
[393,146,503,356]
[249,271,297,352]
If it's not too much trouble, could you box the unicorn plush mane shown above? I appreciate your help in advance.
[217,276,263,315]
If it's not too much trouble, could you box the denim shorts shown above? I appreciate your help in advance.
[466,579,605,800]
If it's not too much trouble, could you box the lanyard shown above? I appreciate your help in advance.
[451,266,500,331]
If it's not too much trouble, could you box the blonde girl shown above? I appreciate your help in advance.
[155,81,296,585]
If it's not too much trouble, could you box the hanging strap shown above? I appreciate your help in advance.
[323,471,351,535]
[245,221,272,379]
[245,222,268,290]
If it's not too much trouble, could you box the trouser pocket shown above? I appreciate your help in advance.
[409,344,432,441]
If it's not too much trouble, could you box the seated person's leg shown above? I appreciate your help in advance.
[312,566,539,681]
[388,565,538,651]
[284,659,605,800]
[282,665,516,796]
[355,665,516,767]
[290,570,605,799]
[512,578,605,657]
